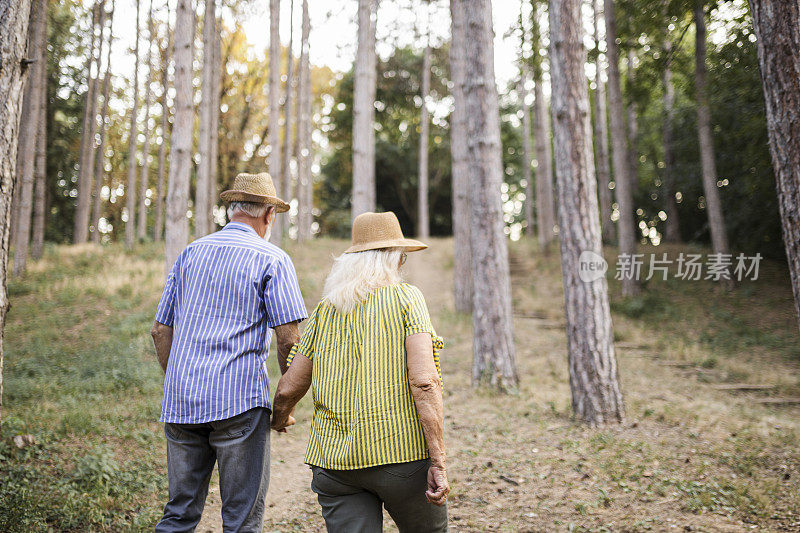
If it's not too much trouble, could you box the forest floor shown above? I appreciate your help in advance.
[1,237,799,532]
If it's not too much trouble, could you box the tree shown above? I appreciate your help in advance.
[91,0,115,243]
[449,0,472,314]
[0,0,34,428]
[31,0,49,260]
[154,1,171,242]
[195,0,215,238]
[137,0,155,241]
[694,2,731,280]
[208,12,221,231]
[125,0,141,249]
[549,0,624,426]
[12,0,46,277]
[592,0,614,244]
[351,0,377,220]
[268,0,282,243]
[73,1,105,245]
[165,0,194,272]
[296,0,312,241]
[626,49,639,194]
[604,0,638,296]
[748,0,800,330]
[460,0,517,390]
[282,0,296,225]
[417,2,431,239]
[519,75,533,233]
[661,39,681,243]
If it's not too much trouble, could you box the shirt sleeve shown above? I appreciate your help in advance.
[401,284,444,386]
[287,302,320,367]
[154,255,180,326]
[263,254,308,328]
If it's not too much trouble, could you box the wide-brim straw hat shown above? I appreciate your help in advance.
[220,172,290,213]
[344,211,428,254]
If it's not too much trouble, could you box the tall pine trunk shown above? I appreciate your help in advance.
[165,0,194,272]
[694,3,731,276]
[626,50,639,192]
[268,0,282,244]
[417,6,431,239]
[208,13,220,231]
[461,0,517,391]
[520,74,533,233]
[137,0,155,241]
[155,2,171,242]
[195,0,215,238]
[662,43,681,243]
[0,0,34,432]
[448,0,472,314]
[593,0,614,244]
[748,0,800,330]
[91,0,115,244]
[31,0,48,260]
[125,0,141,249]
[549,0,624,426]
[296,0,312,241]
[12,0,45,277]
[351,0,377,220]
[603,0,638,295]
[282,0,296,225]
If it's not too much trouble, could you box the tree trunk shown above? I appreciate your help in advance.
[449,0,472,314]
[662,43,681,243]
[461,0,518,391]
[268,0,282,244]
[125,0,141,249]
[155,0,172,242]
[533,70,555,251]
[282,0,296,225]
[12,0,45,277]
[296,0,312,241]
[91,1,114,244]
[351,0,377,220]
[137,0,155,241]
[165,0,194,272]
[748,0,800,330]
[592,0,614,244]
[626,49,639,193]
[694,3,731,272]
[417,12,431,240]
[603,0,638,296]
[195,0,215,238]
[549,0,625,426]
[0,0,34,429]
[208,13,220,231]
[520,74,533,234]
[31,0,48,260]
[73,1,103,244]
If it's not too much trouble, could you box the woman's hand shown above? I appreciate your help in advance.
[271,413,296,433]
[425,464,449,506]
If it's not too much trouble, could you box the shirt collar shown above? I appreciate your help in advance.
[224,221,260,237]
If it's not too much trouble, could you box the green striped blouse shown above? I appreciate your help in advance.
[286,283,443,470]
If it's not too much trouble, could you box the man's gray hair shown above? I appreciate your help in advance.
[227,201,274,219]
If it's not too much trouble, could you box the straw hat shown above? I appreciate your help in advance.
[220,172,290,213]
[344,211,428,254]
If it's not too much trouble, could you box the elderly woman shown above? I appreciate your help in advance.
[271,211,449,532]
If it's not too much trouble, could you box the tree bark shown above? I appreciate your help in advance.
[125,0,141,249]
[31,0,48,259]
[626,49,639,194]
[351,0,377,220]
[12,0,45,277]
[195,0,215,238]
[748,0,800,330]
[268,0,282,244]
[533,70,555,251]
[0,0,34,429]
[603,0,638,296]
[73,1,104,244]
[549,0,625,426]
[296,0,312,241]
[165,0,194,272]
[694,3,731,272]
[208,12,220,231]
[417,10,431,239]
[282,0,296,224]
[91,1,115,244]
[461,0,518,391]
[449,0,472,314]
[592,0,614,244]
[154,0,171,242]
[520,75,533,234]
[662,42,681,243]
[137,0,155,241]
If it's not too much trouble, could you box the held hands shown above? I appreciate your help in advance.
[425,464,449,506]
[270,413,296,433]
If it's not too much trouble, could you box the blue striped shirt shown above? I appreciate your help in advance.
[154,222,308,424]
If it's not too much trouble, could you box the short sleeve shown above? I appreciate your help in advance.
[263,254,308,328]
[287,302,321,367]
[154,256,180,326]
[401,284,434,337]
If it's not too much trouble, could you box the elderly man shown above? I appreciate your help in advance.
[151,172,307,532]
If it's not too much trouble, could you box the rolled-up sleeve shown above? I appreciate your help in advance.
[154,257,180,326]
[263,254,308,328]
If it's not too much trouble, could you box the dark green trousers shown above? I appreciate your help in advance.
[311,459,448,533]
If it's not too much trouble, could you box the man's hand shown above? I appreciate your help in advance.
[271,413,296,433]
[425,464,449,506]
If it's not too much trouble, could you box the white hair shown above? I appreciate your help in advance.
[227,201,274,219]
[322,249,403,314]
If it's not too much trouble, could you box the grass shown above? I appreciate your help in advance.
[1,237,799,531]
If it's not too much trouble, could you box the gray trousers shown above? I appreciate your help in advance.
[311,459,448,533]
[155,407,271,533]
